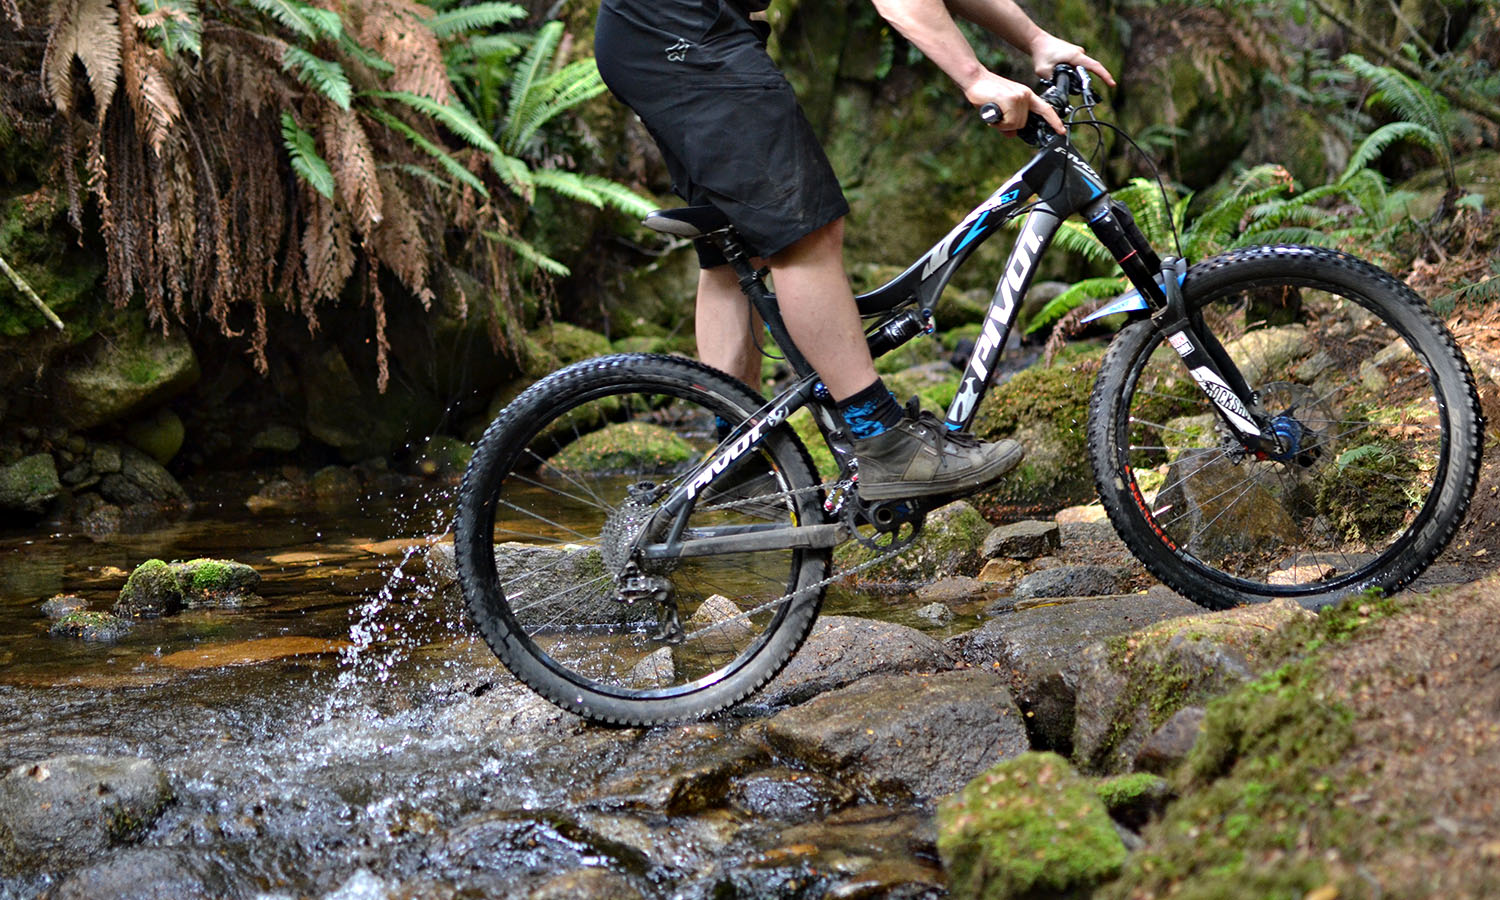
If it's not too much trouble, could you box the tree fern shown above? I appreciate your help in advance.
[1024,277,1129,335]
[282,46,351,109]
[424,1,525,38]
[1340,120,1441,183]
[485,229,570,276]
[1342,53,1456,189]
[281,111,335,198]
[501,20,564,151]
[247,0,340,42]
[371,89,500,155]
[366,107,489,197]
[136,0,202,58]
[502,59,605,156]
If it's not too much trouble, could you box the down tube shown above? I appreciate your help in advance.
[944,204,1063,431]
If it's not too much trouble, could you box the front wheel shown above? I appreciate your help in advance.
[1089,245,1483,609]
[455,354,830,725]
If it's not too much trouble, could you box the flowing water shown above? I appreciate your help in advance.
[0,473,985,899]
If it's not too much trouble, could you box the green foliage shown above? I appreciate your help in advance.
[281,46,351,109]
[423,1,525,38]
[280,112,334,198]
[1341,53,1457,190]
[136,0,202,57]
[246,0,341,41]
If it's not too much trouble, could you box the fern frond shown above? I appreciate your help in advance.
[134,0,201,57]
[1023,277,1128,335]
[122,37,183,155]
[529,168,602,205]
[424,1,525,37]
[370,89,500,154]
[565,173,655,217]
[371,168,433,305]
[1238,226,1337,246]
[43,0,122,114]
[322,106,384,231]
[363,0,451,103]
[484,229,570,276]
[1340,121,1440,182]
[366,107,489,196]
[1048,219,1113,265]
[491,152,534,200]
[283,45,352,109]
[503,59,604,154]
[281,110,335,198]
[339,33,395,75]
[501,19,563,151]
[1342,52,1453,181]
[247,0,341,41]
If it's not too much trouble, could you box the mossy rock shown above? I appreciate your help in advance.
[177,559,260,604]
[54,327,199,430]
[970,352,1102,508]
[938,751,1128,900]
[836,500,990,585]
[114,557,260,617]
[550,421,695,475]
[538,321,613,366]
[123,408,185,465]
[0,453,61,515]
[417,435,475,477]
[1315,442,1413,544]
[49,611,131,642]
[114,559,183,618]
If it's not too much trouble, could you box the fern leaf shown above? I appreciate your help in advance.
[529,168,601,206]
[1048,219,1113,265]
[371,168,433,305]
[505,59,604,154]
[423,1,525,37]
[366,107,489,197]
[1023,277,1128,335]
[485,229,571,276]
[566,173,655,217]
[281,110,335,198]
[370,89,501,154]
[491,152,534,201]
[501,19,563,153]
[122,37,183,155]
[247,0,341,41]
[322,106,384,231]
[362,0,451,103]
[283,45,352,109]
[339,33,395,75]
[43,0,122,114]
[1342,53,1452,177]
[1340,121,1439,183]
[134,0,201,58]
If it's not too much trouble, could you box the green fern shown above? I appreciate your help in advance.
[1342,53,1456,190]
[366,107,489,197]
[500,20,565,154]
[137,0,202,57]
[283,46,351,109]
[370,90,501,155]
[1340,120,1442,183]
[247,0,340,42]
[502,59,606,155]
[281,111,334,198]
[424,1,525,38]
[484,229,570,276]
[1023,277,1131,335]
[530,170,655,217]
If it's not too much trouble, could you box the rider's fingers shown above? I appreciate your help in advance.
[1078,53,1117,88]
[1031,94,1065,134]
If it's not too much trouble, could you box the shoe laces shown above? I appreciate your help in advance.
[903,397,982,447]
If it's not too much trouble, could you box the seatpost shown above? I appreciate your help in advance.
[712,230,820,380]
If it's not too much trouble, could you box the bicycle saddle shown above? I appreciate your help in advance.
[643,205,730,238]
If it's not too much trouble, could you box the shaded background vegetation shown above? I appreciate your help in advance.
[0,0,1497,483]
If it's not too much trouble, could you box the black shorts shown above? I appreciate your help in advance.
[595,0,849,267]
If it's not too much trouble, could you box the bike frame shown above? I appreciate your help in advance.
[636,129,1278,563]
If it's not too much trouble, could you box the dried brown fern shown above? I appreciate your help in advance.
[321,105,383,232]
[42,0,120,115]
[371,168,433,307]
[2,0,21,28]
[117,12,181,156]
[358,0,449,104]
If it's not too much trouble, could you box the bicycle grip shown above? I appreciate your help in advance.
[979,103,1048,144]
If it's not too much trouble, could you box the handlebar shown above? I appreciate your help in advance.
[978,64,1092,146]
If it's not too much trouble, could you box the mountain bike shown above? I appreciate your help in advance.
[455,65,1483,726]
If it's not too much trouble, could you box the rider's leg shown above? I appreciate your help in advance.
[695,264,764,390]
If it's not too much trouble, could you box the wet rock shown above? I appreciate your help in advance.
[946,589,1202,752]
[1134,705,1207,775]
[755,615,956,708]
[527,867,647,900]
[250,423,302,453]
[55,328,199,429]
[1055,502,1108,524]
[492,542,617,628]
[156,636,354,669]
[1013,564,1125,600]
[310,465,362,503]
[49,610,132,642]
[550,421,694,474]
[1095,772,1173,830]
[766,805,945,895]
[98,446,190,508]
[982,519,1061,560]
[0,452,61,514]
[835,500,990,585]
[113,557,261,618]
[574,809,739,877]
[41,593,88,618]
[123,407,185,465]
[245,477,304,512]
[593,724,764,814]
[686,593,755,645]
[975,557,1024,589]
[1072,598,1313,773]
[92,444,123,474]
[628,647,675,688]
[75,494,125,536]
[0,755,172,873]
[938,752,1126,899]
[728,767,855,822]
[916,575,997,604]
[763,669,1029,801]
[915,602,955,625]
[46,848,226,900]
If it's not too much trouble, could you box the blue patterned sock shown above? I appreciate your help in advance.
[715,415,733,440]
[837,379,903,439]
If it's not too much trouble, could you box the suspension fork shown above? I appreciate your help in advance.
[1083,200,1275,454]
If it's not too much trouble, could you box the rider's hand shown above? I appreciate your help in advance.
[1028,33,1116,88]
[964,70,1061,137]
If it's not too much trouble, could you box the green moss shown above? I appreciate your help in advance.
[1095,772,1169,813]
[970,351,1102,507]
[939,752,1128,900]
[551,421,695,474]
[539,321,613,365]
[1315,441,1415,543]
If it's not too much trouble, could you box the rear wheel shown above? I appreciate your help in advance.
[455,354,830,724]
[1089,245,1482,609]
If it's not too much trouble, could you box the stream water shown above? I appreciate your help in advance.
[0,473,980,899]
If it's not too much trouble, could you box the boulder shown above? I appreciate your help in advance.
[1072,598,1314,773]
[47,848,225,900]
[98,446,190,508]
[40,593,88,619]
[0,452,60,514]
[55,329,198,429]
[0,755,172,873]
[947,589,1202,752]
[915,602,955,625]
[938,752,1126,900]
[1094,772,1173,830]
[835,500,991,586]
[309,465,362,503]
[1013,564,1126,601]
[1134,705,1208,775]
[981,519,1061,560]
[763,669,1029,801]
[49,610,132,642]
[727,766,855,822]
[122,407,185,465]
[549,421,694,475]
[113,559,183,618]
[113,557,261,618]
[250,424,302,453]
[755,615,956,707]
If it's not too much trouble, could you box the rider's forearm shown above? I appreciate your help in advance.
[939,0,1045,56]
[870,0,991,99]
